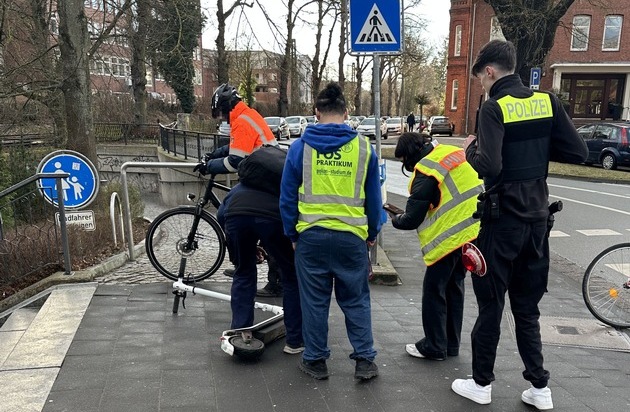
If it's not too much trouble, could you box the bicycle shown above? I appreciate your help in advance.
[145,171,230,282]
[582,243,630,328]
[144,163,285,360]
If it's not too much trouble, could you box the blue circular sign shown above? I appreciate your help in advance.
[36,150,99,209]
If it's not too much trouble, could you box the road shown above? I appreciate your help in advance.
[383,145,630,272]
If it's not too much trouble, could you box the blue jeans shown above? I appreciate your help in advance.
[295,227,376,362]
[224,215,302,347]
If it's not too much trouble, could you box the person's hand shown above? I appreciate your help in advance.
[463,134,477,151]
[367,240,375,247]
[193,162,208,175]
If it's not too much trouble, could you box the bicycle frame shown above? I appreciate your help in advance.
[182,175,230,254]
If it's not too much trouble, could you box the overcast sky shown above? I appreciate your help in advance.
[200,1,450,62]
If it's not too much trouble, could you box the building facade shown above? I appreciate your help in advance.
[446,0,630,135]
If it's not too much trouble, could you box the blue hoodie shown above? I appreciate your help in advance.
[279,122,383,242]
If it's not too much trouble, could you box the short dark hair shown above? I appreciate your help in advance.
[315,82,346,114]
[471,40,516,76]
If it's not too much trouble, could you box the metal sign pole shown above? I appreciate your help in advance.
[372,54,382,262]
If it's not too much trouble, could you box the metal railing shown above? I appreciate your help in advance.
[94,122,159,145]
[0,173,72,285]
[159,124,229,161]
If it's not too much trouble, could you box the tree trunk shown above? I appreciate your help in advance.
[278,0,294,117]
[216,0,229,85]
[130,0,148,125]
[57,0,96,164]
[337,0,347,90]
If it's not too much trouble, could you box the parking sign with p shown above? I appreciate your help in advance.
[530,67,541,90]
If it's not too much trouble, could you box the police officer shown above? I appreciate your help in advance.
[388,132,483,361]
[280,82,382,381]
[451,40,588,410]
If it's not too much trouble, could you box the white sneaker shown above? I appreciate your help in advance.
[451,378,491,405]
[405,344,444,360]
[283,343,305,355]
[522,386,553,410]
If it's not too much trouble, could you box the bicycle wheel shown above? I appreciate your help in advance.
[582,243,630,328]
[146,207,226,282]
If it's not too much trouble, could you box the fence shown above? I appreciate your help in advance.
[0,173,72,296]
[94,123,159,145]
[159,124,229,161]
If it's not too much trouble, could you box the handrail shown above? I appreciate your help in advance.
[0,172,72,275]
[120,162,199,260]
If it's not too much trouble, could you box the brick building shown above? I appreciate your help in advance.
[446,0,630,135]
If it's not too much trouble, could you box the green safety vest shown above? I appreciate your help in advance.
[297,136,372,240]
[412,144,484,265]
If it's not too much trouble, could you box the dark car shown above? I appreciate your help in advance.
[427,116,453,136]
[264,116,290,140]
[577,122,630,170]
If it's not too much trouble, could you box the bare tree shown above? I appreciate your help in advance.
[57,0,96,162]
[487,0,581,84]
[215,0,253,85]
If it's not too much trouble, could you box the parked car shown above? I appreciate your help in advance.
[577,121,630,170]
[385,117,404,134]
[427,116,453,136]
[304,115,318,126]
[345,116,360,129]
[264,116,290,140]
[286,115,308,137]
[356,117,388,139]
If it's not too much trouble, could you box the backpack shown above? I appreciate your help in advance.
[237,144,287,197]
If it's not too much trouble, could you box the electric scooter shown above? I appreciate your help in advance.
[171,257,285,360]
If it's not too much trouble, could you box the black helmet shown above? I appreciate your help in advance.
[211,84,241,118]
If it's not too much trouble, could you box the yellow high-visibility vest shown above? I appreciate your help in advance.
[296,136,372,239]
[412,144,484,265]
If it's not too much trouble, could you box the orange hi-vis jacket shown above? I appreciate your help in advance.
[228,101,277,159]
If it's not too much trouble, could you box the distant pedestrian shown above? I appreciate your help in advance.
[452,39,588,410]
[388,132,483,361]
[280,82,382,381]
[406,112,416,132]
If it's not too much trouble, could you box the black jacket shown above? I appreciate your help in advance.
[391,167,440,230]
[465,74,588,221]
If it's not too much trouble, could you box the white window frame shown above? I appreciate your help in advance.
[451,80,459,110]
[490,16,505,41]
[602,15,623,51]
[454,25,462,57]
[571,15,591,51]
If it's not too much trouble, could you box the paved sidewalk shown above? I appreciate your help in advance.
[3,192,630,411]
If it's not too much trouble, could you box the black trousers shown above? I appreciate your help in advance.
[471,214,550,388]
[416,249,465,358]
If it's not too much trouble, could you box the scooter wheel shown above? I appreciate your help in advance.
[229,336,265,360]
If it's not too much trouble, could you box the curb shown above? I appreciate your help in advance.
[370,245,400,286]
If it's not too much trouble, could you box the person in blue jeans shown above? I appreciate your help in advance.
[280,82,382,380]
[218,183,303,355]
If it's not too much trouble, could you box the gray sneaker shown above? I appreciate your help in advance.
[299,359,329,380]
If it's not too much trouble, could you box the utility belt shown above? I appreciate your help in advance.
[472,190,563,236]
[472,191,500,221]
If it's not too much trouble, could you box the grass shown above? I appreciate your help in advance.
[549,162,630,183]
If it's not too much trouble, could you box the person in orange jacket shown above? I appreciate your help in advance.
[198,83,278,175]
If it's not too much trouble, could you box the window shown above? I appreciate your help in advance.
[602,15,623,51]
[490,17,505,41]
[454,25,462,56]
[451,80,459,110]
[571,15,590,51]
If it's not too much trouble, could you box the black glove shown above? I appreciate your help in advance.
[193,162,207,175]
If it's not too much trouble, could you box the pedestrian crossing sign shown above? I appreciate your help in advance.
[349,0,402,55]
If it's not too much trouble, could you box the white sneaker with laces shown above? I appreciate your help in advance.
[451,378,492,405]
[522,386,553,410]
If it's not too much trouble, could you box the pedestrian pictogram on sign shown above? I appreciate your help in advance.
[356,5,396,45]
[36,150,100,209]
[349,0,402,55]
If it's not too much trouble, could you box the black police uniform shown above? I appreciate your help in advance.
[464,74,588,388]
